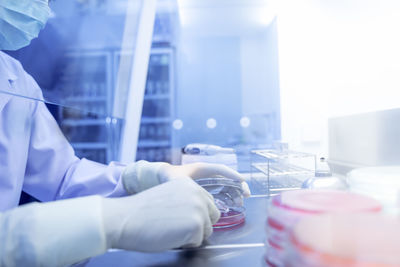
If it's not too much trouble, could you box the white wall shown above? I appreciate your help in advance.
[277,0,400,157]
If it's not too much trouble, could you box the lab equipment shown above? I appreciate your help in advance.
[58,52,114,164]
[251,149,315,195]
[0,0,50,50]
[301,157,348,190]
[347,166,400,214]
[286,213,400,266]
[181,143,238,173]
[314,156,331,176]
[137,50,174,163]
[57,48,175,164]
[328,109,400,176]
[103,178,220,252]
[264,190,382,266]
[183,144,235,155]
[196,177,245,228]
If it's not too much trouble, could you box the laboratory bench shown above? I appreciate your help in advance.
[85,187,270,267]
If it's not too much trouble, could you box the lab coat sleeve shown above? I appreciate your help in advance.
[0,195,107,267]
[23,97,128,201]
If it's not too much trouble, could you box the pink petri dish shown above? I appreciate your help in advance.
[213,209,245,228]
[287,213,400,267]
[264,248,285,267]
[265,190,382,266]
[276,189,382,213]
[196,178,246,228]
[267,190,382,233]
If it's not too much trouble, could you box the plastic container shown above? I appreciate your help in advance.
[264,190,382,266]
[286,213,400,267]
[302,157,348,190]
[196,178,245,228]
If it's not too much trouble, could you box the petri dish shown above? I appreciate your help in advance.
[265,190,382,266]
[288,213,400,267]
[196,177,245,228]
[277,189,382,213]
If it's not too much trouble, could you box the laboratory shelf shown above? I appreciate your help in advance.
[137,140,171,148]
[56,46,175,164]
[143,94,170,100]
[252,162,313,177]
[71,142,108,149]
[61,119,112,126]
[140,117,171,123]
[64,96,107,102]
[251,149,315,160]
[251,172,303,193]
[250,149,315,195]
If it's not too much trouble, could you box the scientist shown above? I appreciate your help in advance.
[0,1,250,266]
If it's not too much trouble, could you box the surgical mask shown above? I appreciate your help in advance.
[0,0,50,51]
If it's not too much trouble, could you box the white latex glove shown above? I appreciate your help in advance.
[122,161,251,197]
[103,177,220,252]
[0,196,108,267]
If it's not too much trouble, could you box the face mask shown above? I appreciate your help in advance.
[0,0,50,51]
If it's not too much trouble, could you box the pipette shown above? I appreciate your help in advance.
[182,143,235,155]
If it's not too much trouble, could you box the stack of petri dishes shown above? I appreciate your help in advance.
[347,166,400,214]
[264,190,382,266]
[286,213,400,267]
[196,177,245,228]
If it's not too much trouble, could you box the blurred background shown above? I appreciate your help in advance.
[5,0,281,170]
[5,0,400,172]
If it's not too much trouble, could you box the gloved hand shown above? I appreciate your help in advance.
[102,177,220,252]
[159,162,251,197]
[122,160,251,197]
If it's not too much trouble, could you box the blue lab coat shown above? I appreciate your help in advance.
[0,51,127,211]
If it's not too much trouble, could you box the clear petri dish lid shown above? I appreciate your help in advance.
[196,177,246,228]
[195,177,243,192]
[291,213,400,266]
[273,189,382,214]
